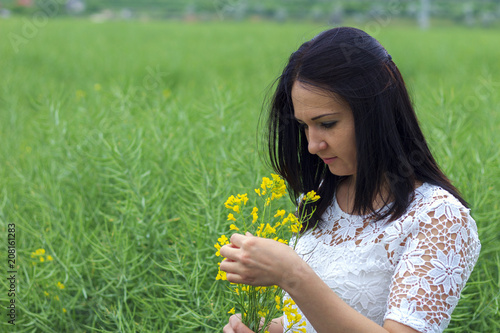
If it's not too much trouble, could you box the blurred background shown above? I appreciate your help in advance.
[1,0,499,28]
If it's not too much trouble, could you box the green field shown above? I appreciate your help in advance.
[0,18,499,332]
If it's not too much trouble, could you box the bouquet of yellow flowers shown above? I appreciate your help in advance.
[215,174,319,333]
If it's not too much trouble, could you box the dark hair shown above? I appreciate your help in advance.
[266,27,468,230]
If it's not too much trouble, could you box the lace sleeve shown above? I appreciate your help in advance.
[384,195,481,333]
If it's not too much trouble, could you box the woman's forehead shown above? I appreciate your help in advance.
[291,81,350,116]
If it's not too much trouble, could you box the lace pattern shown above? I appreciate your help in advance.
[284,183,481,333]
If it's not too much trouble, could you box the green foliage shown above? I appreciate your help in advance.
[0,18,499,332]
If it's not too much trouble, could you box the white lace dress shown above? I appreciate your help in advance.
[283,183,481,333]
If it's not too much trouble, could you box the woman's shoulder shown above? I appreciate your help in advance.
[413,182,471,216]
[408,182,479,240]
[385,183,479,245]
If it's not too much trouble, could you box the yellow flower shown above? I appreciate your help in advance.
[229,224,239,231]
[218,235,229,244]
[274,209,286,218]
[263,223,276,236]
[304,190,320,202]
[255,223,265,237]
[39,256,45,262]
[44,291,49,297]
[214,243,222,256]
[228,307,236,314]
[227,213,236,222]
[237,193,249,205]
[216,265,227,281]
[224,195,236,209]
[258,309,269,317]
[251,207,258,223]
[63,308,67,313]
[162,89,172,99]
[76,89,86,100]
[36,249,45,255]
[260,177,272,195]
[47,255,53,261]
[57,282,65,290]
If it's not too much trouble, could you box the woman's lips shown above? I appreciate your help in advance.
[321,157,336,164]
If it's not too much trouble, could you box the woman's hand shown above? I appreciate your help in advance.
[223,314,284,333]
[219,232,301,287]
[223,314,254,333]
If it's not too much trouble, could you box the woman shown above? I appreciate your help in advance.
[220,27,480,333]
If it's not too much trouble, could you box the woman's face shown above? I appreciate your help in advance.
[292,81,357,177]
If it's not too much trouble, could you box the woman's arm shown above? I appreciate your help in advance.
[220,233,419,333]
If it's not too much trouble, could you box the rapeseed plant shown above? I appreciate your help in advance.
[30,248,54,264]
[215,174,318,333]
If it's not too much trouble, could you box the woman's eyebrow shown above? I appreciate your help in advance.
[294,112,340,122]
[311,113,340,121]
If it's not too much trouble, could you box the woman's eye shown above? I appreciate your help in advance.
[321,121,337,129]
[298,122,308,130]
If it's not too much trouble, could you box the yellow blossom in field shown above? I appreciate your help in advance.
[47,255,53,261]
[163,89,172,99]
[228,307,235,314]
[259,177,273,195]
[251,207,258,223]
[215,234,230,257]
[214,243,222,256]
[258,309,269,317]
[39,256,45,262]
[274,209,286,218]
[35,249,45,255]
[303,190,320,202]
[44,291,49,297]
[225,194,249,210]
[218,235,229,244]
[57,282,65,290]
[274,237,288,245]
[76,89,86,100]
[282,213,301,233]
[263,223,276,236]
[255,223,265,237]
[216,263,227,281]
[216,174,314,333]
[63,308,67,313]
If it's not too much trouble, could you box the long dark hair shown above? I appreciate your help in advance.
[266,27,467,230]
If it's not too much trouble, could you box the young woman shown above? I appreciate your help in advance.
[220,27,480,333]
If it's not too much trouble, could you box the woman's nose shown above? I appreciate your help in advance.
[307,128,327,155]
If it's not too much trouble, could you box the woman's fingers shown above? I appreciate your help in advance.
[228,314,254,333]
[230,233,247,247]
[219,242,239,260]
[222,322,233,333]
